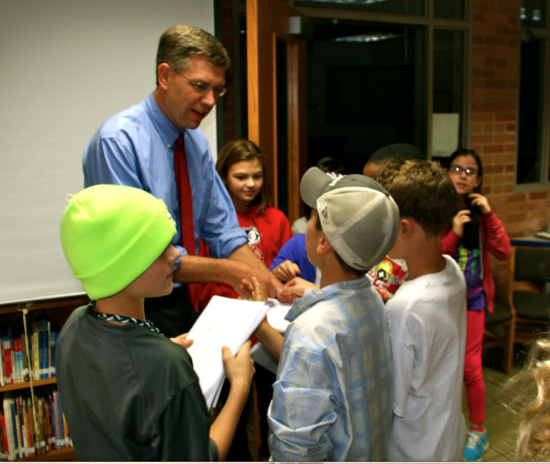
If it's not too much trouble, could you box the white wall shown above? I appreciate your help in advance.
[0,0,217,305]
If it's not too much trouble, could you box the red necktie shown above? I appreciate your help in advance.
[174,133,203,313]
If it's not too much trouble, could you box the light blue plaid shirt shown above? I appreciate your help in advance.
[268,277,393,461]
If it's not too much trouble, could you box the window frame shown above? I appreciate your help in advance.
[286,0,472,160]
[516,19,550,191]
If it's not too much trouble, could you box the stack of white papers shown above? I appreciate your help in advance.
[186,296,270,409]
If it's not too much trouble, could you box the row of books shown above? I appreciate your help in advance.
[0,387,71,461]
[0,316,59,386]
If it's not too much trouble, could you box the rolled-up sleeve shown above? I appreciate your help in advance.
[268,324,339,462]
[185,131,247,258]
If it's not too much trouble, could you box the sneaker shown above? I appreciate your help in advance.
[463,429,489,461]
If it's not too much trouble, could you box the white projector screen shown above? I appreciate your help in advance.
[0,0,218,305]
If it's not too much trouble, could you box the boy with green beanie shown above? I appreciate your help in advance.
[57,184,254,461]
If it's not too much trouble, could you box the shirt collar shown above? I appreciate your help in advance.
[239,203,262,216]
[285,276,371,322]
[144,92,182,148]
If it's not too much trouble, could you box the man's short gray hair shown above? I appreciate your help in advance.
[156,25,230,85]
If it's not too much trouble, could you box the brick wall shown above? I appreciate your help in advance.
[471,0,550,239]
[471,0,550,293]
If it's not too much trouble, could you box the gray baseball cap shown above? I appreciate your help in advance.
[300,167,399,271]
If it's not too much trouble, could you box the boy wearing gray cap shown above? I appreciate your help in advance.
[57,184,254,461]
[266,168,399,461]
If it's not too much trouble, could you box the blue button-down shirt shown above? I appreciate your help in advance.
[268,277,393,462]
[82,92,247,264]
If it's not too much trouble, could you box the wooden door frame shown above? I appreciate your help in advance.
[247,0,308,223]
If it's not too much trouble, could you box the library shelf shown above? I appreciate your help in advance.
[0,378,58,395]
[0,296,88,462]
[16,447,76,462]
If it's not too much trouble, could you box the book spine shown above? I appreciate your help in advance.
[18,398,27,458]
[51,333,57,378]
[13,341,20,385]
[0,413,8,461]
[24,411,32,458]
[3,397,13,462]
[46,322,51,379]
[47,392,54,448]
[41,395,48,450]
[51,392,58,449]
[11,341,17,385]
[55,391,65,448]
[13,398,21,459]
[8,329,15,386]
[38,330,43,381]
[3,335,12,385]
[33,331,39,381]
[25,398,34,458]
[21,398,29,458]
[62,413,70,448]
[39,396,47,453]
[0,336,5,388]
[26,397,35,456]
[20,325,28,383]
[17,340,23,384]
[9,396,18,460]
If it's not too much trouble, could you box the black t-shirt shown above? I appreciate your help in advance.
[56,305,217,461]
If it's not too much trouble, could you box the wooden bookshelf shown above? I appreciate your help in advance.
[16,447,76,462]
[0,378,58,394]
[0,296,87,462]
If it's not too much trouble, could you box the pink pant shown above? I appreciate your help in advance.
[464,309,486,425]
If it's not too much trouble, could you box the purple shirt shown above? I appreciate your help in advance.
[455,244,485,311]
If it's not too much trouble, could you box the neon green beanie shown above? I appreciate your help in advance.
[60,185,177,300]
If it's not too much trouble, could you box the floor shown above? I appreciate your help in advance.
[469,345,533,462]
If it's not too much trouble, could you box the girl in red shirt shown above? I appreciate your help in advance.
[202,140,293,460]
[200,140,293,306]
[217,139,293,267]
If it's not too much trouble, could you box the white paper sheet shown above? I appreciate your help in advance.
[186,296,270,408]
[265,298,293,333]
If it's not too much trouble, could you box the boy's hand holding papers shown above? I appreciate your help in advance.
[169,333,193,348]
[186,277,268,409]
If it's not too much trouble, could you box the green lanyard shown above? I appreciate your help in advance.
[86,306,164,337]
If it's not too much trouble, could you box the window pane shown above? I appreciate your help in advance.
[432,30,464,160]
[434,0,464,20]
[307,19,425,174]
[295,0,423,17]
[521,0,546,28]
[517,38,544,184]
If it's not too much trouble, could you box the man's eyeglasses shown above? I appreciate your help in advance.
[449,165,478,177]
[174,70,227,97]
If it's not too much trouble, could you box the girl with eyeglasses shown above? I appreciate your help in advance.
[442,148,511,461]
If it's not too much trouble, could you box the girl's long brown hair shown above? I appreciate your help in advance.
[216,139,270,213]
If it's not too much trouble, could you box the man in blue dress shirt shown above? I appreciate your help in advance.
[83,25,280,337]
